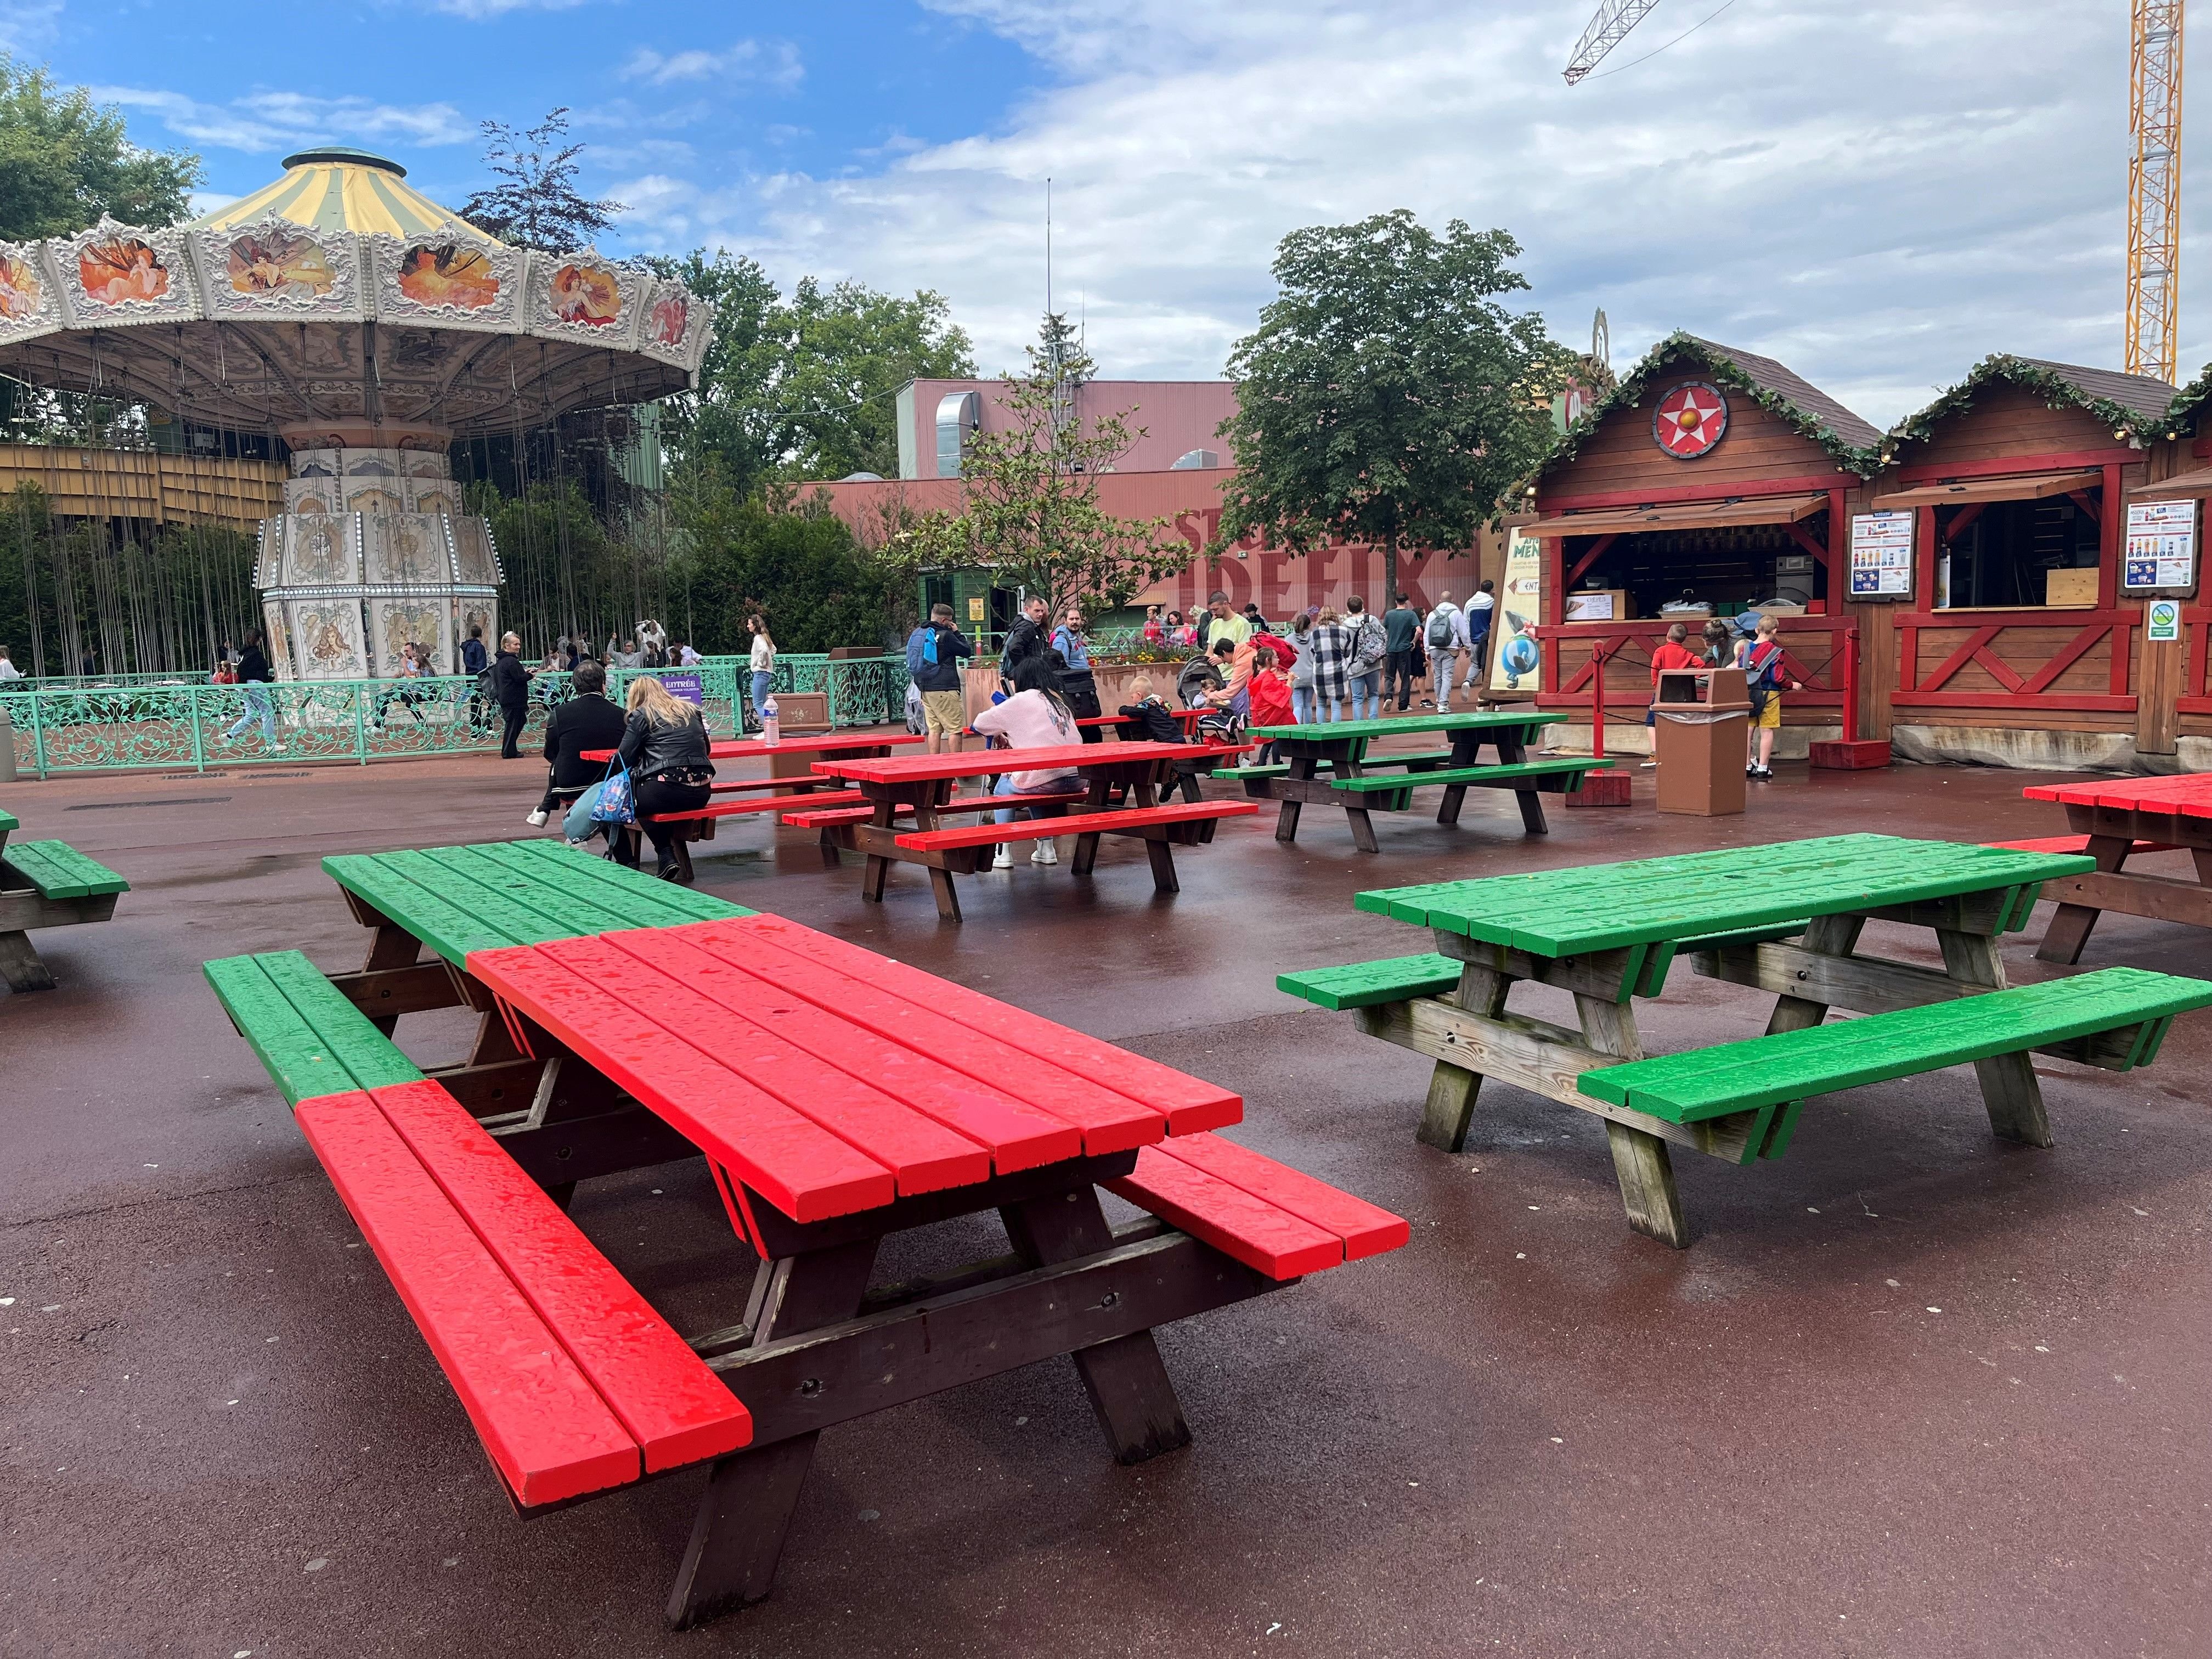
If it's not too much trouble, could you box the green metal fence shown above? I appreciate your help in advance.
[0,653,907,777]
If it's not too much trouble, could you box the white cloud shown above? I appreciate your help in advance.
[620,40,803,91]
[607,0,2195,428]
[92,86,471,154]
[419,0,590,17]
[0,1,62,55]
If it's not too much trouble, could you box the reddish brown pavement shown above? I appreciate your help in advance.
[2,743,2208,1658]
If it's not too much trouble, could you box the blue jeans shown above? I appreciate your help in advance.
[994,774,1073,825]
[749,669,773,719]
[223,685,276,743]
[1348,670,1379,721]
[1291,685,1316,724]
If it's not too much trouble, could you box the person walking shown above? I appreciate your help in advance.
[219,630,280,748]
[974,654,1082,869]
[1287,610,1317,723]
[0,644,21,682]
[1737,613,1802,781]
[1463,578,1497,698]
[1344,595,1385,721]
[1426,593,1470,711]
[460,623,490,735]
[1382,592,1419,710]
[1409,604,1431,704]
[491,631,532,758]
[1306,607,1352,723]
[614,675,716,880]
[746,614,776,729]
[906,602,974,753]
[529,658,627,826]
[1051,606,1104,738]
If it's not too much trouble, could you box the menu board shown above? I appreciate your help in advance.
[2123,499,2198,592]
[1849,511,1915,597]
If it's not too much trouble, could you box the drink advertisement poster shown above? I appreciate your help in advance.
[2123,499,2197,592]
[1489,527,1545,693]
[1849,511,1915,597]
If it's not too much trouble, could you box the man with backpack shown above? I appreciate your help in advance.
[907,602,974,753]
[1737,612,1803,781]
[1000,595,1051,689]
[1426,592,1471,712]
[1343,595,1386,721]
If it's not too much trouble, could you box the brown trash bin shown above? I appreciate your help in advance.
[1653,667,1748,817]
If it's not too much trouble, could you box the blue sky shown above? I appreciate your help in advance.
[7,1,2210,425]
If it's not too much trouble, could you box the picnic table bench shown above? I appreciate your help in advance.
[207,879,1406,1628]
[1278,833,2212,1246]
[2005,771,2212,963]
[1229,710,1611,851]
[810,740,1257,921]
[0,805,129,992]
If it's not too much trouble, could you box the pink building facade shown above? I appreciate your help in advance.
[890,378,1243,480]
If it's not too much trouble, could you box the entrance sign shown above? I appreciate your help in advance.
[1652,382,1728,459]
[2147,599,2181,643]
[1490,527,1544,693]
[658,671,703,707]
[1850,511,1915,597]
[2123,500,2197,592]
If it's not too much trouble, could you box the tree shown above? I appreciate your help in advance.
[1216,210,1576,590]
[652,253,975,492]
[460,107,622,252]
[672,468,891,652]
[890,321,1188,620]
[0,55,201,239]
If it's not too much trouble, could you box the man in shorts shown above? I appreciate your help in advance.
[906,602,975,752]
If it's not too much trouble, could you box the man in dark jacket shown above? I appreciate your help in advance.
[905,603,974,753]
[998,595,1051,689]
[529,659,627,826]
[490,631,532,758]
[218,630,281,748]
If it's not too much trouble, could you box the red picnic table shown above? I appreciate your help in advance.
[804,739,1257,920]
[579,730,928,879]
[2008,771,2212,962]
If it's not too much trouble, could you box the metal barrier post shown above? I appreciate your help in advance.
[188,685,206,772]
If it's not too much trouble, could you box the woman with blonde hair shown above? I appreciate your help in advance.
[614,675,715,880]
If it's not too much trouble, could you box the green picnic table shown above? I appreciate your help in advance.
[1279,833,2212,1246]
[317,839,754,1160]
[0,804,129,992]
[1223,709,1611,851]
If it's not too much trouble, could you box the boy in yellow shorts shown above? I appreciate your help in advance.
[1738,613,1802,781]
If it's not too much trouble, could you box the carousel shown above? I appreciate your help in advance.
[0,146,712,679]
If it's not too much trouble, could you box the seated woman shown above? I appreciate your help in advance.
[973,654,1082,870]
[614,675,716,881]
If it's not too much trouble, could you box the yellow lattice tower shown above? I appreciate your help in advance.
[2127,0,2185,382]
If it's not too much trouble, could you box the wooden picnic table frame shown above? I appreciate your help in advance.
[1348,837,2090,1246]
[812,741,1232,921]
[2023,774,2212,963]
[1235,710,1570,852]
[0,810,127,992]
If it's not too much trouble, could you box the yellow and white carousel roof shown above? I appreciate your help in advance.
[190,148,500,244]
[0,148,710,438]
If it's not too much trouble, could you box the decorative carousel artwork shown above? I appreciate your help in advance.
[409,482,456,516]
[398,241,499,309]
[77,236,170,306]
[453,518,500,586]
[263,602,295,678]
[374,600,445,675]
[347,485,403,516]
[293,600,366,679]
[0,251,43,321]
[365,516,450,585]
[648,289,687,348]
[285,482,334,515]
[227,226,336,298]
[550,261,621,328]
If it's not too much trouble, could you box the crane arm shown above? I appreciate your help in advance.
[1564,0,1666,84]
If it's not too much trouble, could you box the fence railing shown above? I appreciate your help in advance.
[0,653,906,777]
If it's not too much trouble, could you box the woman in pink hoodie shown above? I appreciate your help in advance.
[973,655,1083,868]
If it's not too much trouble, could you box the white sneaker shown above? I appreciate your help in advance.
[1031,841,1059,866]
[992,847,1013,870]
[526,809,549,827]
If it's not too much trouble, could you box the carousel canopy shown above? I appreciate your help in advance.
[0,148,711,440]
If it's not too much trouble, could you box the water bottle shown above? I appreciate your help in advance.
[761,694,780,746]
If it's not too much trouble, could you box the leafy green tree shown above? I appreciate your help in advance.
[651,253,974,492]
[889,321,1187,620]
[459,107,622,253]
[673,469,891,652]
[1217,210,1575,589]
[0,55,201,238]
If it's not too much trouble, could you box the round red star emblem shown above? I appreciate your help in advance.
[1653,382,1729,459]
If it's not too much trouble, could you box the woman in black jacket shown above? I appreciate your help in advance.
[490,631,532,757]
[616,675,715,879]
[529,660,628,827]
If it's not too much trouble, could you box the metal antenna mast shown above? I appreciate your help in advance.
[1563,0,1666,83]
[2126,0,2185,382]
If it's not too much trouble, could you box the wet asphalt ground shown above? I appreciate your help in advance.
[1,744,2207,1658]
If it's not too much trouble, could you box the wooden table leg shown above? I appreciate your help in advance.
[1419,962,1509,1152]
[0,929,54,992]
[1436,732,1482,826]
[1000,1186,1191,1464]
[1143,837,1178,893]
[667,1237,881,1630]
[1276,756,1312,842]
[2035,832,2137,964]
[860,792,896,904]
[1576,991,1689,1248]
[1763,915,1864,1034]
[1938,927,2053,1147]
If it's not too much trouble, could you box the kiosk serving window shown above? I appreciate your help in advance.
[1934,496,2101,609]
[1561,518,1831,621]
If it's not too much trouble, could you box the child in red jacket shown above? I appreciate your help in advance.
[1246,643,1295,762]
